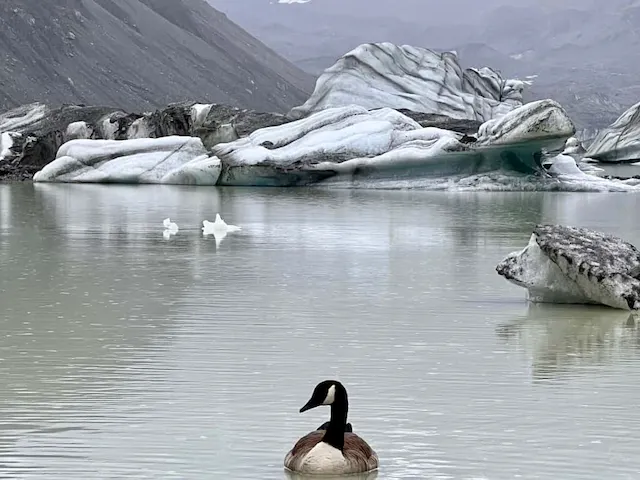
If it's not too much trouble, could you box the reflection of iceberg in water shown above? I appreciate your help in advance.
[0,186,9,231]
[496,304,640,382]
[0,185,200,475]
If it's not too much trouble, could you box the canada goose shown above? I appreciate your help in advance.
[284,380,379,475]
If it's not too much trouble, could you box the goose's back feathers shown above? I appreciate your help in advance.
[317,421,353,432]
[284,431,378,474]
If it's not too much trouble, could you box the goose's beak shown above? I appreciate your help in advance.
[299,397,320,413]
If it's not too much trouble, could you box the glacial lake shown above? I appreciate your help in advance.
[2,182,640,479]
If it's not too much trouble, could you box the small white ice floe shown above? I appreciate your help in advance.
[202,213,241,245]
[162,217,179,239]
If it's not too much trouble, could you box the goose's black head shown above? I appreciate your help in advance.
[299,380,347,413]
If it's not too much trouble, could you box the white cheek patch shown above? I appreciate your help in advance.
[322,384,336,405]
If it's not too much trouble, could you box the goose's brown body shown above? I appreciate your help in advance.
[284,430,378,474]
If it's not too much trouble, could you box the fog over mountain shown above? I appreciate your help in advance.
[0,0,314,113]
[211,0,640,129]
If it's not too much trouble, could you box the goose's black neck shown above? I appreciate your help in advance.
[322,389,349,451]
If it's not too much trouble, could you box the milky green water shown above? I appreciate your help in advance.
[2,183,640,479]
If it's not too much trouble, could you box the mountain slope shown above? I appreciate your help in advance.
[0,0,314,113]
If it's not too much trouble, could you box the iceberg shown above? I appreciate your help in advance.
[32,136,221,185]
[214,100,573,187]
[584,101,640,163]
[0,102,288,181]
[496,224,640,311]
[33,99,639,191]
[289,43,524,122]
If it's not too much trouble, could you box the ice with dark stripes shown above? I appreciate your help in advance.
[289,42,524,122]
[497,224,640,310]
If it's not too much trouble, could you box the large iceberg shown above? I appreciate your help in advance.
[33,99,640,192]
[584,101,640,163]
[32,136,221,185]
[214,100,573,187]
[289,43,525,122]
[496,224,640,311]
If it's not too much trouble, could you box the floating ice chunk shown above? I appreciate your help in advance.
[162,217,179,239]
[163,218,179,231]
[497,224,640,310]
[202,214,241,235]
[202,214,241,246]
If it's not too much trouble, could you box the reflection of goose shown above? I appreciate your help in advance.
[284,471,378,480]
[497,304,640,382]
[284,380,378,475]
[202,214,241,246]
[162,217,179,239]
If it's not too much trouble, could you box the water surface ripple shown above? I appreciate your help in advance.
[1,184,640,479]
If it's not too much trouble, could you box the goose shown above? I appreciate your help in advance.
[284,380,378,475]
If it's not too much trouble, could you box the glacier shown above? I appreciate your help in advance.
[496,224,640,310]
[289,43,524,122]
[584,101,640,163]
